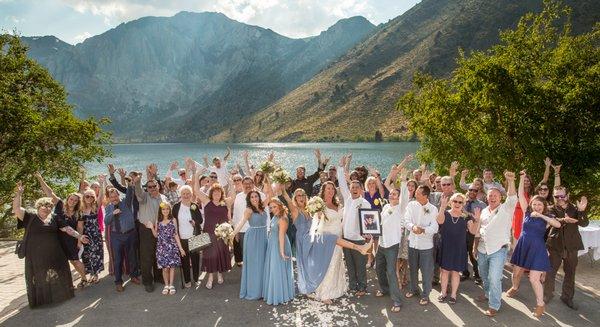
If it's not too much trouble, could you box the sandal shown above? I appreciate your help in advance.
[355,291,366,297]
[161,286,169,295]
[90,275,99,284]
[169,286,176,295]
[448,297,457,305]
[405,291,418,298]
[205,279,213,290]
[217,274,224,285]
[437,294,447,302]
[419,298,430,306]
[506,287,518,298]
[77,279,88,289]
[390,305,401,313]
[322,299,333,305]
[375,290,385,297]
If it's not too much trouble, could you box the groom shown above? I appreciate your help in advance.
[338,155,371,296]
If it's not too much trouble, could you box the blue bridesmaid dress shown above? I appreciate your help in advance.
[294,212,337,294]
[510,211,551,271]
[263,216,295,305]
[240,211,268,300]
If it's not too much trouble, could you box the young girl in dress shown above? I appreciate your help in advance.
[147,202,185,295]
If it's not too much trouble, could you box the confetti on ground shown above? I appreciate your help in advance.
[269,296,368,327]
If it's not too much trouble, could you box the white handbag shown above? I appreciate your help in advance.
[188,233,211,252]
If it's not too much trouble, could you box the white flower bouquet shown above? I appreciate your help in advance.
[214,222,234,247]
[306,196,326,216]
[271,167,291,184]
[259,160,277,174]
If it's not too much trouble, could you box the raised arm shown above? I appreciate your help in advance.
[552,164,561,187]
[399,170,410,214]
[518,170,528,215]
[505,171,517,197]
[78,168,87,194]
[223,146,232,162]
[436,195,449,224]
[281,186,298,221]
[262,174,274,206]
[134,175,147,204]
[191,169,210,206]
[459,169,470,191]
[34,172,59,204]
[449,161,459,181]
[12,182,25,220]
[467,207,481,235]
[242,151,256,178]
[384,165,399,192]
[97,174,106,205]
[540,157,551,185]
[108,165,127,193]
[337,156,351,201]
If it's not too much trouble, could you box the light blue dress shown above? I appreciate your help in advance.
[294,212,337,294]
[240,211,269,300]
[263,216,295,305]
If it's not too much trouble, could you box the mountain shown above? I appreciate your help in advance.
[219,0,600,142]
[21,12,376,142]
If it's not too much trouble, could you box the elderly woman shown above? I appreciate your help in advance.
[435,193,480,304]
[12,181,89,308]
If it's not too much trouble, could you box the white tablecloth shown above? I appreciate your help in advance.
[578,221,600,260]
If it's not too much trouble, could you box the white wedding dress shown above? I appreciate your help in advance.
[314,207,348,300]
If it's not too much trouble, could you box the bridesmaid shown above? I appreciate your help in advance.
[233,189,271,300]
[263,198,295,305]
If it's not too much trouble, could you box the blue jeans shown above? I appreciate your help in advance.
[478,246,508,310]
[111,229,140,284]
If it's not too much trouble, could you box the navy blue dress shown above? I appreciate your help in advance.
[439,211,469,272]
[510,212,551,271]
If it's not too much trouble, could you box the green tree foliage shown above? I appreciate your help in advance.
[0,34,111,236]
[398,1,600,198]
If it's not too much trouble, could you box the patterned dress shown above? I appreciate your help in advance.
[156,219,182,269]
[80,212,104,275]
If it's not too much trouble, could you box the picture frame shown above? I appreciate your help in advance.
[358,208,382,236]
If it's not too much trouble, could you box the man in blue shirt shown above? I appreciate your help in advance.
[105,186,141,292]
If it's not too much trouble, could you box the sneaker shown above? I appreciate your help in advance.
[145,284,155,293]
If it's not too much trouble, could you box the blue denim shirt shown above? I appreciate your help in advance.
[105,186,136,233]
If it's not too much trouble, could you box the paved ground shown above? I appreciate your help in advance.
[1,240,599,327]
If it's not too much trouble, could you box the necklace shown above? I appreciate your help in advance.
[451,215,461,224]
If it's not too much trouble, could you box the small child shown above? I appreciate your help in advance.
[147,202,185,295]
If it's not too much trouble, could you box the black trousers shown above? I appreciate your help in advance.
[463,232,480,278]
[138,225,161,285]
[544,249,578,300]
[180,238,200,283]
[233,232,245,264]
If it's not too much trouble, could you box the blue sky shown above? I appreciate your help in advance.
[1,0,421,44]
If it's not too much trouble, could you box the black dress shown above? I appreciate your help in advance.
[55,202,80,261]
[19,211,74,308]
[439,211,470,272]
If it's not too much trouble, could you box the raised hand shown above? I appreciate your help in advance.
[473,207,481,221]
[399,154,413,168]
[504,171,516,180]
[314,149,321,159]
[461,169,469,178]
[117,168,127,178]
[242,150,249,160]
[108,163,116,175]
[577,196,588,212]
[552,164,562,175]
[449,161,459,176]
[16,181,24,194]
[170,161,179,171]
[544,157,552,167]
[519,170,527,177]
[440,195,450,209]
[339,155,346,167]
[98,174,107,183]
[267,151,275,162]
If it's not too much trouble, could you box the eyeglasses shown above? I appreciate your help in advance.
[210,176,218,180]
[40,203,54,208]
[452,200,464,204]
[84,195,95,199]
[147,184,157,189]
[441,183,452,187]
[233,179,242,182]
[554,195,566,199]
[468,189,478,192]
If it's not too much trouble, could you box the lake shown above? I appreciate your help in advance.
[85,143,421,178]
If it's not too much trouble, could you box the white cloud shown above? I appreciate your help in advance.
[57,0,420,38]
[73,31,92,43]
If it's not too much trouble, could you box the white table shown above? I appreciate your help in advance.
[578,221,600,262]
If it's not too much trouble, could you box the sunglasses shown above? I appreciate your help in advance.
[210,176,218,179]
[233,179,242,182]
[441,183,452,187]
[84,195,95,199]
[147,184,158,189]
[468,189,478,192]
[554,195,566,199]
[452,200,464,204]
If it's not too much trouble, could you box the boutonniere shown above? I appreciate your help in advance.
[423,207,430,214]
[387,208,393,215]
[357,203,363,209]
[190,204,197,211]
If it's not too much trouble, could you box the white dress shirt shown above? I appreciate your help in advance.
[177,204,194,240]
[478,195,518,255]
[338,166,371,241]
[233,190,266,233]
[380,181,409,248]
[404,200,439,250]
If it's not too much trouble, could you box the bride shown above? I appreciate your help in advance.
[282,182,371,304]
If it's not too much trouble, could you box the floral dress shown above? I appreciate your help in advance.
[80,212,104,275]
[156,219,181,269]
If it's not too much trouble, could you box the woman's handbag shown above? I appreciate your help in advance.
[188,232,211,253]
[15,217,34,259]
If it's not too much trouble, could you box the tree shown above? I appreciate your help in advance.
[0,34,111,236]
[397,1,600,200]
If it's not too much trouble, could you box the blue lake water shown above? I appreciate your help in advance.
[85,142,421,178]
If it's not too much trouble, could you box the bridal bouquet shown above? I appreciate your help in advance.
[306,196,326,216]
[271,167,291,184]
[259,160,276,174]
[214,222,234,247]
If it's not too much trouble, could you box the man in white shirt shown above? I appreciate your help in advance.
[404,185,439,304]
[204,147,231,187]
[232,176,266,266]
[338,156,371,296]
[475,171,517,317]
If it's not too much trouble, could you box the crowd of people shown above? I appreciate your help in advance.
[12,149,590,319]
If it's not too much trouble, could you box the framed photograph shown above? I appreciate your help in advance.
[358,209,382,236]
